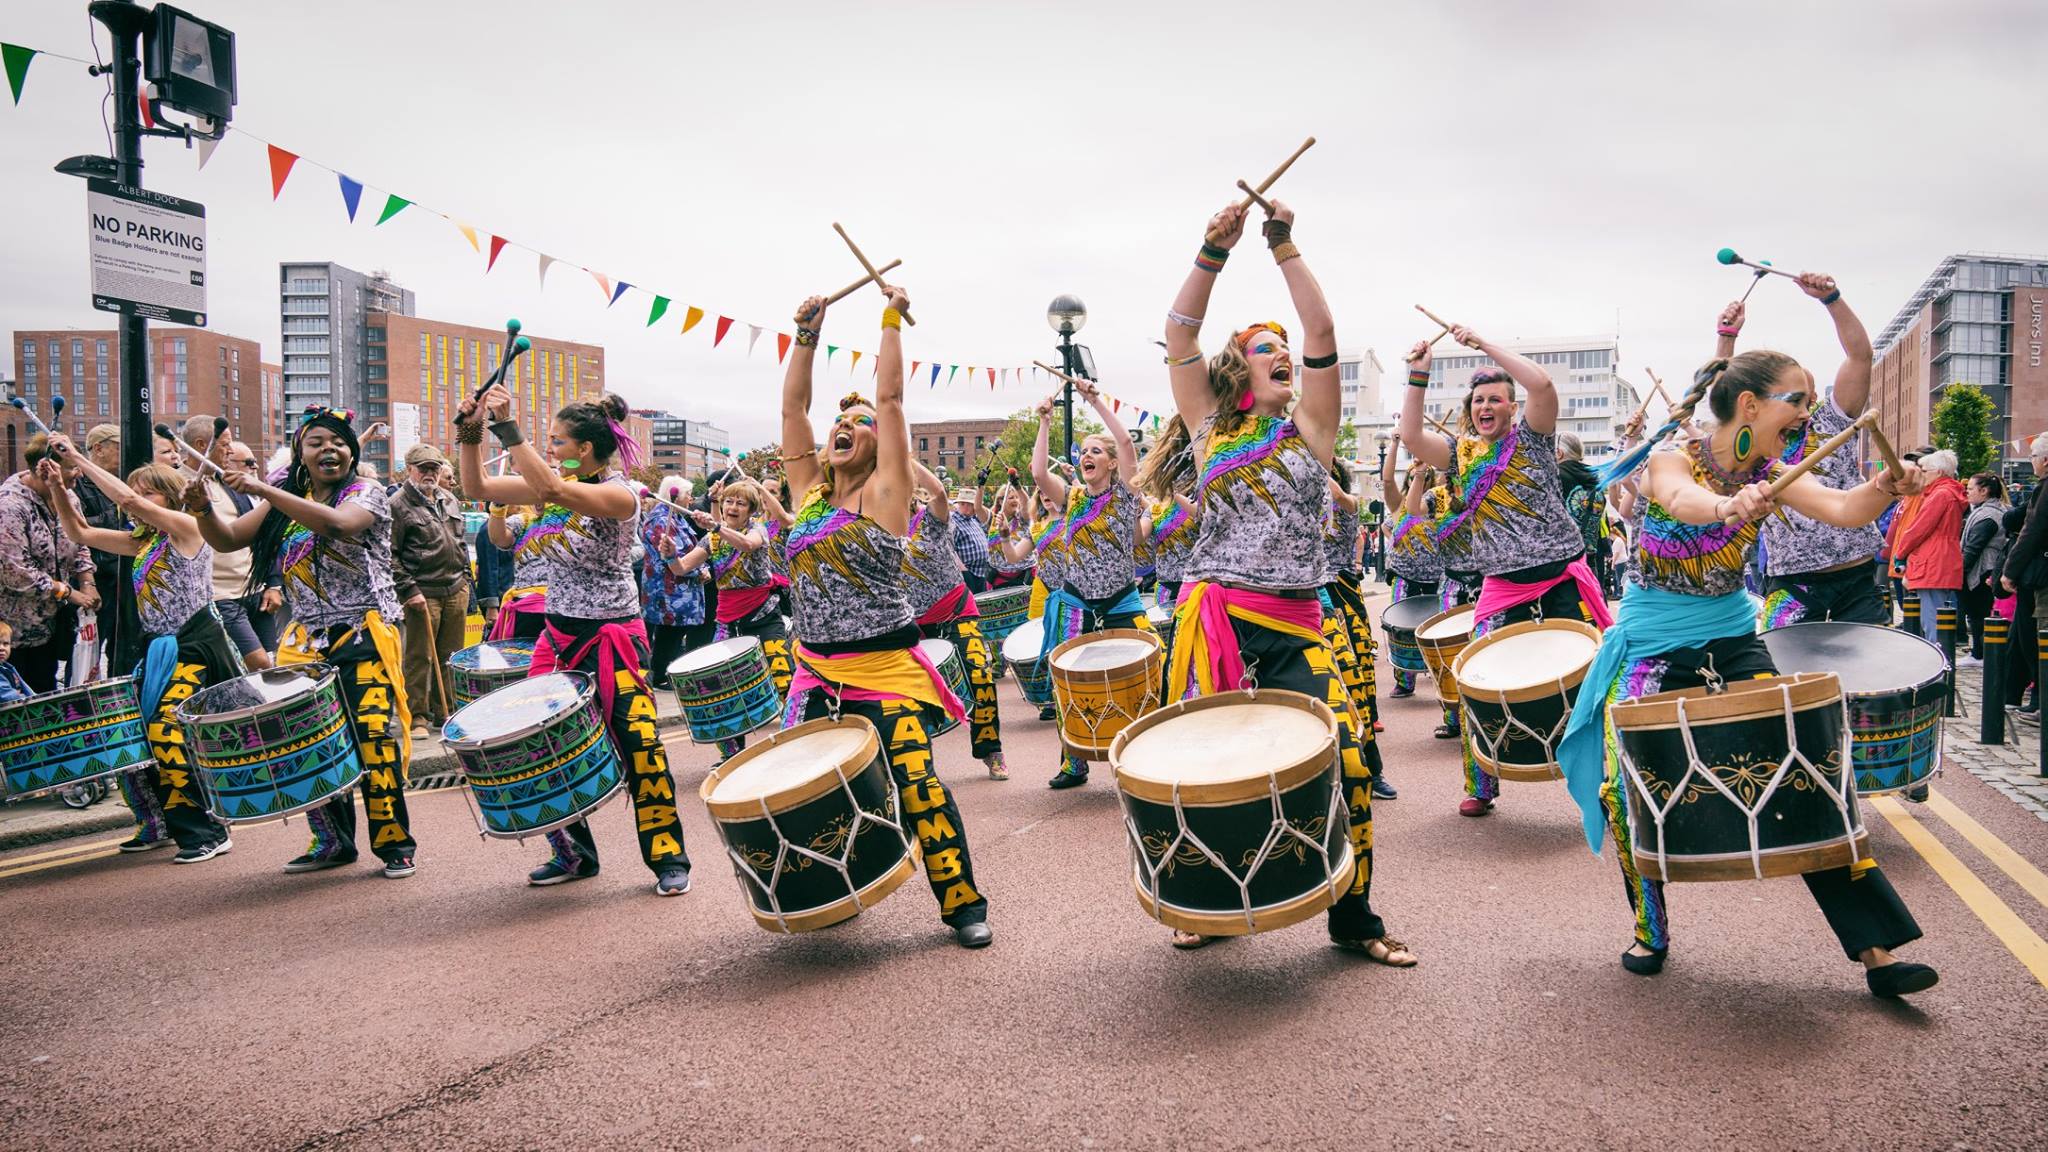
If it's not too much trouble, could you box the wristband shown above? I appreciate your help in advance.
[1302,351,1338,370]
[1820,289,1841,306]
[1271,242,1302,265]
[1716,325,1740,338]
[795,326,819,347]
[882,307,903,331]
[489,419,526,447]
[1165,349,1204,368]
[1166,308,1203,328]
[1195,244,1229,274]
[455,421,484,445]
[1407,370,1431,387]
[1262,218,1293,249]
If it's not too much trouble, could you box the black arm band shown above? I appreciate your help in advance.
[489,420,525,447]
[1301,351,1338,370]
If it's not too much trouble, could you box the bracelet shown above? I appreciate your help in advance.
[50,581,69,602]
[882,308,903,331]
[1166,308,1203,328]
[1271,242,1302,265]
[795,327,819,348]
[1195,244,1229,274]
[455,421,484,445]
[1820,289,1842,306]
[1716,325,1741,338]
[778,446,817,462]
[1165,349,1205,368]
[489,419,525,447]
[1262,218,1292,249]
[1302,351,1338,370]
[1407,370,1431,387]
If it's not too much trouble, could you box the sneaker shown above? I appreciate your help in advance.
[985,754,1010,781]
[381,854,417,879]
[1389,685,1415,699]
[1048,769,1089,790]
[119,835,169,853]
[1038,705,1056,722]
[1956,655,1982,668]
[283,851,356,874]
[528,859,598,886]
[1458,797,1493,817]
[653,869,692,897]
[410,723,434,742]
[172,838,232,864]
[1371,779,1398,801]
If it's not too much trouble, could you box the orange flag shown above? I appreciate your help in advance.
[266,145,298,199]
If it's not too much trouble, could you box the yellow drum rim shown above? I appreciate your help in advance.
[1110,689,1337,806]
[699,715,883,820]
[1450,618,1602,706]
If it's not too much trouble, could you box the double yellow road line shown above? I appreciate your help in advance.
[1871,790,2048,988]
[0,835,130,880]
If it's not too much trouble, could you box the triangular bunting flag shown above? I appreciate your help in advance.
[850,350,862,375]
[1112,398,1121,412]
[747,326,763,356]
[588,269,612,301]
[681,306,704,334]
[266,145,298,200]
[911,361,921,380]
[337,174,364,222]
[947,366,958,386]
[777,333,792,363]
[457,223,481,253]
[987,367,996,388]
[375,194,410,225]
[194,135,219,171]
[2,44,34,106]
[929,364,941,388]
[647,296,670,327]
[486,235,509,272]
[537,253,555,287]
[712,316,734,346]
[827,345,839,365]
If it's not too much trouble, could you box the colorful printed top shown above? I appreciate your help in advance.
[279,478,401,631]
[131,527,214,638]
[1060,477,1142,598]
[987,516,1035,577]
[765,518,791,580]
[1186,414,1329,590]
[1147,498,1197,585]
[709,522,777,592]
[1031,513,1069,590]
[1323,493,1361,579]
[0,473,94,647]
[1761,397,1882,576]
[522,472,640,620]
[1388,509,1445,583]
[1424,487,1475,575]
[901,505,965,617]
[1629,441,1777,599]
[1434,416,1583,576]
[502,510,555,591]
[638,503,705,629]
[785,485,914,644]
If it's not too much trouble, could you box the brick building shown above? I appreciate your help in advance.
[5,326,279,474]
[912,417,1007,478]
[633,409,733,481]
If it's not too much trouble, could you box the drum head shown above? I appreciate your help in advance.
[180,666,329,720]
[451,640,533,671]
[1419,607,1475,641]
[1146,605,1174,629]
[1052,636,1156,673]
[1118,698,1330,788]
[710,724,871,804]
[1382,595,1441,633]
[1002,624,1046,663]
[670,635,762,676]
[1762,621,1947,695]
[445,672,590,742]
[917,638,959,668]
[1459,626,1599,692]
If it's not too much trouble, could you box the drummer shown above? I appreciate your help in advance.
[669,477,792,761]
[456,390,691,896]
[1030,378,1151,790]
[777,285,991,949]
[905,460,1009,781]
[45,437,233,864]
[186,407,418,879]
[1324,463,1390,789]
[985,480,1036,591]
[1380,435,1444,700]
[1553,354,1938,997]
[1133,415,1199,615]
[482,502,550,641]
[1400,331,1614,817]
[1159,197,1410,964]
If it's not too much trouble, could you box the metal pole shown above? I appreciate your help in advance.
[1058,331,1076,467]
[1980,614,2006,746]
[1937,605,1959,718]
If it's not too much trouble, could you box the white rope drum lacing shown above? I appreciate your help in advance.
[1056,639,1164,750]
[722,754,913,933]
[1465,668,1577,774]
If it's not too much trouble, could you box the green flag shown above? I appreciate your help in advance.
[375,194,411,226]
[3,44,34,106]
[647,295,670,327]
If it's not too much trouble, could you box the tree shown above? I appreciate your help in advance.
[1335,419,1358,463]
[985,403,1104,486]
[1932,383,1997,481]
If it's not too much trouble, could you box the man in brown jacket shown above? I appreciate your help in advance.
[392,444,472,737]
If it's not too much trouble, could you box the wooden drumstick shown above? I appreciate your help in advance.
[824,258,903,305]
[1206,136,1317,242]
[1415,304,1459,334]
[1235,180,1274,214]
[1865,419,1906,477]
[832,223,914,325]
[1721,410,1876,526]
[1032,360,1094,390]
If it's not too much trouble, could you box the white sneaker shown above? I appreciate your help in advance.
[1956,655,1982,668]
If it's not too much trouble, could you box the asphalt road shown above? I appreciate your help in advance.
[4,591,2047,1151]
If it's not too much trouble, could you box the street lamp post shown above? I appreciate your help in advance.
[1047,294,1089,465]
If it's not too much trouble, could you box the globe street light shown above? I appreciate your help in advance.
[1046,295,1090,464]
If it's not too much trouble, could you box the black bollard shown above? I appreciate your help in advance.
[1981,615,2007,745]
[1937,606,1959,718]
[1901,594,1921,636]
[2040,622,2048,778]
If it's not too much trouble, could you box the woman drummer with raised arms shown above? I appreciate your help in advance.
[1380,434,1445,701]
[1552,354,1938,998]
[777,284,991,949]
[187,407,419,879]
[456,390,691,896]
[1159,197,1410,964]
[670,477,792,761]
[44,436,233,864]
[1030,376,1149,791]
[1399,331,1615,817]
[904,459,1010,781]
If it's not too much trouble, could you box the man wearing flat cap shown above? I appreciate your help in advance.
[391,443,471,737]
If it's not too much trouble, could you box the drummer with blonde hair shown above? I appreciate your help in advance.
[670,476,791,761]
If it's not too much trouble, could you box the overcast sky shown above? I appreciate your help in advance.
[5,0,2044,452]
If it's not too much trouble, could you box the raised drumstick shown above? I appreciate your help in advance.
[1207,137,1316,242]
[1865,418,1906,477]
[825,258,904,305]
[832,223,914,325]
[1235,180,1274,214]
[155,423,226,477]
[1721,410,1876,526]
[1033,360,1093,390]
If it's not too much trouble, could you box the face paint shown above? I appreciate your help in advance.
[1252,342,1276,357]
[560,458,583,471]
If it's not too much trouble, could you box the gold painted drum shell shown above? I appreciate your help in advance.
[1048,628,1164,759]
[1416,605,1476,704]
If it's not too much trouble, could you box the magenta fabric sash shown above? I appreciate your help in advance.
[1471,557,1614,630]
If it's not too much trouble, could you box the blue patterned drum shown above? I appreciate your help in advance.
[977,586,1031,642]
[670,637,782,745]
[1003,622,1053,706]
[443,672,625,838]
[918,638,973,737]
[178,666,361,823]
[1761,622,1946,795]
[448,639,535,706]
[1,678,151,803]
[1381,595,1436,677]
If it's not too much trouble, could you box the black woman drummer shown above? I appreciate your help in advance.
[1159,197,1410,964]
[1555,355,1938,997]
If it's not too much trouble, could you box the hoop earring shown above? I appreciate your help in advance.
[1733,424,1754,462]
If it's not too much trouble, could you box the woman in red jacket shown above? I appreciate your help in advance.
[1891,448,1965,645]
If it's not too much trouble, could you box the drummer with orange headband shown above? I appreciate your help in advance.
[1030,376,1151,791]
[1159,197,1411,965]
[776,285,991,949]
[1399,330,1615,819]
[1551,354,1938,998]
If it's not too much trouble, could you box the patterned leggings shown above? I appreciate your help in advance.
[547,639,691,878]
[924,616,1003,760]
[141,648,235,851]
[297,629,417,863]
